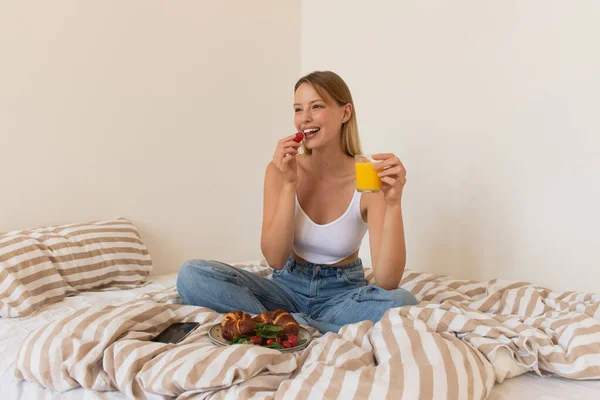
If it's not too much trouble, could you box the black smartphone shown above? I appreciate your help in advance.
[151,322,200,344]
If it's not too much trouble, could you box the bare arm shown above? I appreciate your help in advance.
[260,134,302,269]
[367,194,407,290]
[366,153,408,290]
[260,163,297,269]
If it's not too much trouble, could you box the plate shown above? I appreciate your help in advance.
[208,323,312,353]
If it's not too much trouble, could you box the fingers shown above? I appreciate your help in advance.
[273,134,302,166]
[377,165,404,178]
[274,153,295,170]
[380,176,396,186]
[281,149,298,159]
[277,146,299,157]
[282,143,301,153]
[274,150,297,170]
[276,146,299,162]
[282,152,296,163]
[278,142,302,152]
[273,134,302,172]
[280,153,296,171]
[371,153,395,160]
[275,140,300,157]
[372,153,407,198]
[372,154,405,172]
[278,135,303,148]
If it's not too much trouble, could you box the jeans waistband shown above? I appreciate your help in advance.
[284,257,363,277]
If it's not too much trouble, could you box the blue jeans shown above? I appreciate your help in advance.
[176,258,417,334]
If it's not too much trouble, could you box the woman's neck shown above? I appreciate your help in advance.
[307,143,352,177]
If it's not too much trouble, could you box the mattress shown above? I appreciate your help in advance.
[2,269,599,399]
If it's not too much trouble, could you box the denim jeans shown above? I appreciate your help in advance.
[176,257,417,334]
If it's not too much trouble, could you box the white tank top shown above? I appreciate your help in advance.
[293,190,368,265]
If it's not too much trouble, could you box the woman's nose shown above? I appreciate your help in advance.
[302,109,313,122]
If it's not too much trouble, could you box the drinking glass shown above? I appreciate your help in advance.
[354,154,382,192]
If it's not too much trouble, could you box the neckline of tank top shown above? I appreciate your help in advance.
[296,190,360,227]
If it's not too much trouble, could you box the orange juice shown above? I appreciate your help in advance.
[355,162,381,192]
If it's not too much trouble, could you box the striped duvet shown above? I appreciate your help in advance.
[14,263,600,399]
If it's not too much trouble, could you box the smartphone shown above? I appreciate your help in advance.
[151,322,200,344]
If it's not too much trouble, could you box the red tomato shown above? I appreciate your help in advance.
[249,336,262,345]
[282,340,292,348]
[287,334,298,347]
[265,339,274,346]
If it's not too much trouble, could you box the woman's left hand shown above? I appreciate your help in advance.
[372,153,407,205]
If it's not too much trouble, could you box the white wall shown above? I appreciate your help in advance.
[302,1,600,292]
[2,1,598,293]
[0,1,301,274]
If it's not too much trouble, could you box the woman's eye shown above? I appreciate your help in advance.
[312,104,323,109]
[294,108,302,112]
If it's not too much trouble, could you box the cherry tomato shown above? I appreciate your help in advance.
[249,336,262,345]
[265,339,274,346]
[282,340,292,348]
[287,334,298,347]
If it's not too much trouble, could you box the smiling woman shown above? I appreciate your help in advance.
[176,71,416,334]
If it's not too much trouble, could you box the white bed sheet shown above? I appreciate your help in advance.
[2,271,599,400]
[489,372,600,399]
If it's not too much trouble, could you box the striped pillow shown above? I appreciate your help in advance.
[0,218,153,318]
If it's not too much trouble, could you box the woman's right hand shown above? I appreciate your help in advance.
[272,134,302,183]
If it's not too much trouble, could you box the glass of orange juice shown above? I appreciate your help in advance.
[355,154,382,192]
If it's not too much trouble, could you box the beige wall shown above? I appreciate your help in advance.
[0,1,301,274]
[302,1,600,292]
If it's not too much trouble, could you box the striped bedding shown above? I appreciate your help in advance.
[0,219,152,318]
[14,263,600,399]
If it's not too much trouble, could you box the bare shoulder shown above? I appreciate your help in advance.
[265,160,278,175]
[265,161,283,187]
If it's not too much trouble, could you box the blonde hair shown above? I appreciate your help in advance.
[294,71,363,156]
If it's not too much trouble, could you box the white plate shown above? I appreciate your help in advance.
[208,323,312,353]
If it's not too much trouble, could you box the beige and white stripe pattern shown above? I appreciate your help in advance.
[15,264,600,399]
[1,218,152,318]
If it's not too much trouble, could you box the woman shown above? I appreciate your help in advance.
[176,71,417,333]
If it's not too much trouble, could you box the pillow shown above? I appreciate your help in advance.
[0,218,153,318]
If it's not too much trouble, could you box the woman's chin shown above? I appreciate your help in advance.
[304,135,321,150]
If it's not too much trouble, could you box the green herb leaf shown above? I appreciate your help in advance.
[257,332,278,339]
[266,342,285,349]
[257,325,283,334]
[232,335,250,344]
[264,325,284,333]
[255,324,284,338]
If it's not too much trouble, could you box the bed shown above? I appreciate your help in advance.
[2,218,600,399]
[0,273,178,400]
[2,263,600,399]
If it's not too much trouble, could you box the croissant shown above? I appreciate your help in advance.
[221,310,256,341]
[252,311,273,325]
[260,309,299,336]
